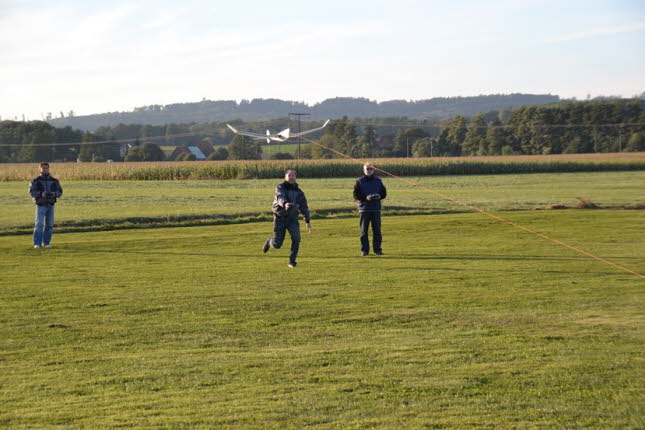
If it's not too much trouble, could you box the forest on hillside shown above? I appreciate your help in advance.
[44,94,560,131]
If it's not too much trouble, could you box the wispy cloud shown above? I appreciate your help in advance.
[542,20,645,44]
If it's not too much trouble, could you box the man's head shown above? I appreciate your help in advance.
[39,162,50,175]
[363,163,375,177]
[284,169,297,184]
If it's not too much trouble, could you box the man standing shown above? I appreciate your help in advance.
[29,162,63,248]
[353,162,386,256]
[263,170,312,268]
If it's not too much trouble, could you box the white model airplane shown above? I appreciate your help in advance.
[226,119,330,143]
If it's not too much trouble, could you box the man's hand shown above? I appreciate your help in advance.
[285,203,293,209]
[41,192,47,197]
[366,195,372,201]
[306,222,312,233]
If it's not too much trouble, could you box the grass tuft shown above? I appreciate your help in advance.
[576,197,600,209]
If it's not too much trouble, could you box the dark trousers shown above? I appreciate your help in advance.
[360,211,382,254]
[270,216,301,264]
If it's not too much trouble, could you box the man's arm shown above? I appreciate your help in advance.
[275,184,289,208]
[379,182,386,200]
[53,179,63,198]
[28,179,41,201]
[353,180,365,201]
[298,192,311,223]
[298,191,312,232]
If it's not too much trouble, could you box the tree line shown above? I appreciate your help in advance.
[312,99,645,158]
[1,99,643,163]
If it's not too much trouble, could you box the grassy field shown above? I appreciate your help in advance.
[261,143,299,154]
[1,209,643,427]
[2,164,644,427]
[1,171,643,234]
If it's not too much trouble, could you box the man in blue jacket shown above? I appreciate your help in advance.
[353,162,386,256]
[29,162,63,248]
[263,170,312,268]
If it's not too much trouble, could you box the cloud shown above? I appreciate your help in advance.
[542,20,645,44]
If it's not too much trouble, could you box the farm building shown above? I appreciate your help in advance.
[169,140,215,160]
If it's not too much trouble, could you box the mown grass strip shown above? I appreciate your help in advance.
[0,207,456,236]
[6,205,640,236]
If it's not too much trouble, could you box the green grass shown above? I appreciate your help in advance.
[261,143,299,154]
[1,171,643,234]
[1,210,643,427]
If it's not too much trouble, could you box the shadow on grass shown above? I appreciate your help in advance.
[61,248,628,276]
[57,247,643,265]
[0,207,466,237]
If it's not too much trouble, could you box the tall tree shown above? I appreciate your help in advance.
[78,132,97,162]
[393,128,428,157]
[228,135,262,160]
[140,142,165,161]
[411,137,435,157]
[462,114,487,155]
[363,124,378,156]
[625,133,645,152]
[485,119,506,155]
[446,116,467,153]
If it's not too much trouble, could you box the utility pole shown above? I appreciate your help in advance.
[593,130,597,153]
[289,112,310,159]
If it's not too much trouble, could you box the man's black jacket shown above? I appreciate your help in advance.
[29,174,63,206]
[272,181,310,222]
[353,175,386,212]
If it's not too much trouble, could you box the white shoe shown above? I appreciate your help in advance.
[34,245,41,248]
[44,245,51,248]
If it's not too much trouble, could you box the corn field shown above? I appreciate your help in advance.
[1,153,644,181]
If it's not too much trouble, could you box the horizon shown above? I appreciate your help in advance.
[3,92,643,122]
[1,0,644,120]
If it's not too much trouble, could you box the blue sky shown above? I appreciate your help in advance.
[1,0,643,119]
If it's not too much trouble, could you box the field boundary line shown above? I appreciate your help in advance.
[301,136,645,280]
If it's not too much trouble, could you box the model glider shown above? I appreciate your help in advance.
[226,119,330,143]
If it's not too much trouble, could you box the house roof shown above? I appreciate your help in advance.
[195,140,214,156]
[188,146,206,160]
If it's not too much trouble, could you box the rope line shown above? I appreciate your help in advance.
[300,135,645,280]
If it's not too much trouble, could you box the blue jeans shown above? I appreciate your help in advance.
[270,216,301,264]
[33,205,55,246]
[360,211,382,254]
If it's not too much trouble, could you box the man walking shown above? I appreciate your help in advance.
[353,162,386,256]
[263,170,312,268]
[29,162,63,248]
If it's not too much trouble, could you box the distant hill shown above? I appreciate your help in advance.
[49,94,560,131]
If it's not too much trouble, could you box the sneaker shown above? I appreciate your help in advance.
[288,262,297,268]
[361,252,368,256]
[375,251,384,256]
[34,245,41,248]
[44,244,51,248]
[262,238,271,253]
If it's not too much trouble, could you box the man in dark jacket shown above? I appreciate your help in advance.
[29,162,63,248]
[353,162,386,256]
[263,170,312,268]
